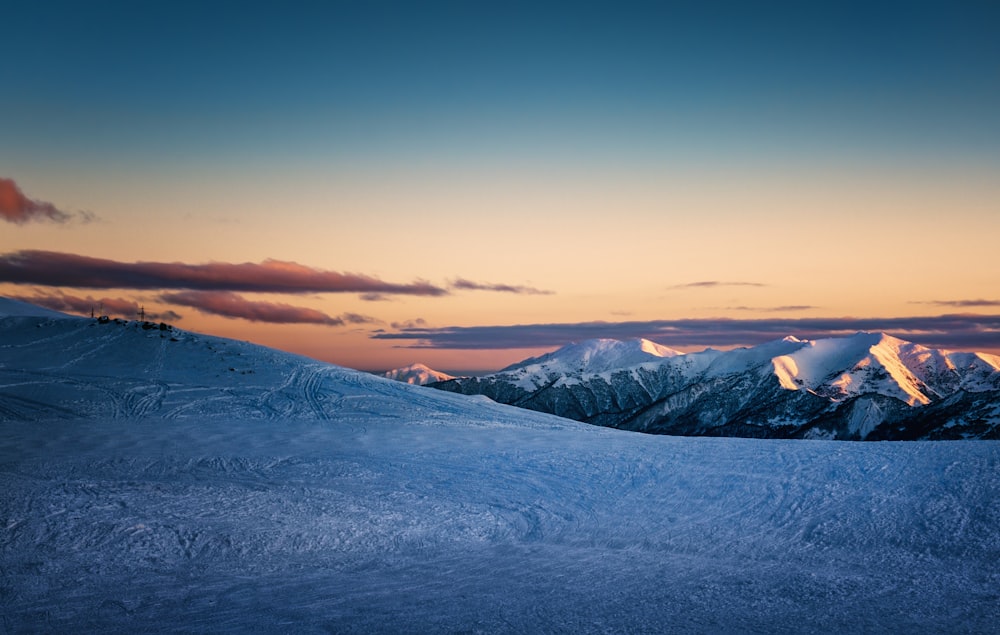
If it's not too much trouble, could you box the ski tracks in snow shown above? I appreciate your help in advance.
[3,421,1000,633]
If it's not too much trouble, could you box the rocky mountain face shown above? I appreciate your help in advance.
[430,334,1000,440]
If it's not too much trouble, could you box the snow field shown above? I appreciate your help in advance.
[3,416,999,633]
[2,305,1000,632]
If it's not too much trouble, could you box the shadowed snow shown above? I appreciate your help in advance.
[2,304,1000,632]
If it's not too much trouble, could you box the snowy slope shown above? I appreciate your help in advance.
[382,362,456,385]
[435,333,1000,439]
[3,300,1000,632]
[0,296,69,319]
[0,308,527,424]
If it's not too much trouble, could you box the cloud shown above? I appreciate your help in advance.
[725,305,817,312]
[159,291,379,326]
[371,314,1000,352]
[915,299,1000,308]
[391,318,428,329]
[340,312,380,325]
[451,278,554,295]
[155,309,184,322]
[0,251,561,300]
[8,290,179,321]
[0,178,94,224]
[670,281,767,289]
[0,250,448,296]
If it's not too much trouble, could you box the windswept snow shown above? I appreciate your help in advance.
[3,304,1000,632]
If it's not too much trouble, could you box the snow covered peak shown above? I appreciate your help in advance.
[770,331,971,406]
[383,363,456,385]
[696,336,810,377]
[637,338,682,357]
[503,337,682,375]
[0,297,70,319]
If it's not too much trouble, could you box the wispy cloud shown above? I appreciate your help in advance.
[160,291,379,326]
[9,290,180,321]
[451,278,554,295]
[391,318,427,329]
[371,314,1000,352]
[0,178,95,225]
[725,305,817,312]
[670,281,767,289]
[0,250,448,296]
[914,299,1000,308]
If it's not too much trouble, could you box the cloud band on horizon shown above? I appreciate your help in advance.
[915,299,1000,308]
[371,315,1000,352]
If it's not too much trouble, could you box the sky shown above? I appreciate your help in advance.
[2,0,999,371]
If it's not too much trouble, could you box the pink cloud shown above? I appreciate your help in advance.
[0,178,93,224]
[159,290,378,326]
[0,250,448,296]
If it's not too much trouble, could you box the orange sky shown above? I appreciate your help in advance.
[3,160,999,370]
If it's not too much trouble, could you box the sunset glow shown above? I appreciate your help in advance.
[2,1,998,370]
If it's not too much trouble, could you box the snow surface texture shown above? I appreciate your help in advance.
[434,334,1000,440]
[382,362,456,385]
[3,300,1000,632]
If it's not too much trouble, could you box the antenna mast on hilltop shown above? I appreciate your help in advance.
[139,305,145,322]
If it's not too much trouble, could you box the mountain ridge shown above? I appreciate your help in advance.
[430,333,1000,440]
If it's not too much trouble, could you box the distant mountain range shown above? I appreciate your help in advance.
[389,334,1000,440]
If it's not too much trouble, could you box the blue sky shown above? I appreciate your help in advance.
[5,1,998,166]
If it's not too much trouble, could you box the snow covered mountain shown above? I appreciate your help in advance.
[432,333,1000,440]
[4,297,1000,632]
[503,337,682,376]
[382,362,456,385]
